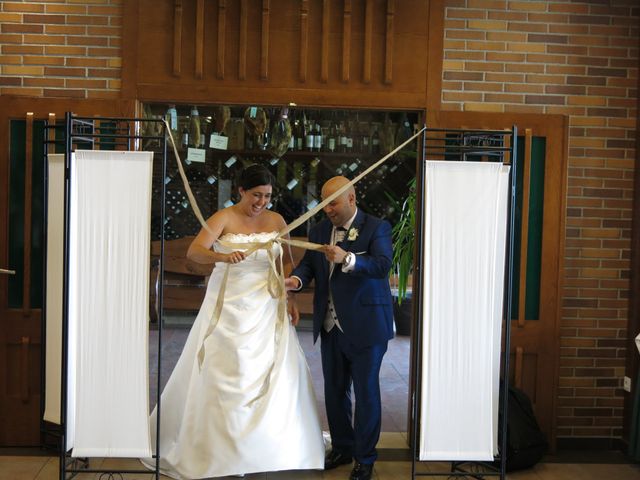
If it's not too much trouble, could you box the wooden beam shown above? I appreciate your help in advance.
[342,0,351,83]
[23,113,33,314]
[195,0,204,79]
[321,0,329,83]
[217,0,226,80]
[299,0,308,82]
[260,0,270,80]
[239,0,247,80]
[47,113,56,154]
[363,0,373,84]
[120,0,138,99]
[518,129,532,328]
[384,0,395,84]
[172,0,183,77]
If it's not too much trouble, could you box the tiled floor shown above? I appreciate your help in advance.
[2,322,638,479]
[1,446,639,480]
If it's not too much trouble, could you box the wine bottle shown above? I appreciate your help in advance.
[339,121,348,153]
[288,110,296,150]
[165,104,179,143]
[362,122,371,154]
[396,113,414,150]
[189,106,201,147]
[181,126,189,148]
[371,125,380,155]
[295,112,304,151]
[313,122,322,152]
[328,124,337,153]
[305,117,314,151]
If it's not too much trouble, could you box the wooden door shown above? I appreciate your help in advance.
[426,110,568,451]
[0,97,135,446]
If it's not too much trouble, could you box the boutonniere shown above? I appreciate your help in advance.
[347,227,359,241]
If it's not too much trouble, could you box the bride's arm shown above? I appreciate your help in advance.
[275,215,300,325]
[187,211,245,264]
[276,216,296,277]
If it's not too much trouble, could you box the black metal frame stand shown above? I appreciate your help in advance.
[41,112,169,479]
[410,126,518,480]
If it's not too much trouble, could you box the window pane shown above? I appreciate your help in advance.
[8,120,25,308]
[511,136,545,321]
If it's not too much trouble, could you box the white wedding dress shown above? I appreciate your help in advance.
[142,232,325,479]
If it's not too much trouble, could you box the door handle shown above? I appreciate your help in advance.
[0,268,15,275]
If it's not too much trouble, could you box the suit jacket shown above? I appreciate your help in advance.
[292,209,394,348]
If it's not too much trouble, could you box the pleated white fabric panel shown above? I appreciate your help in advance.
[44,154,65,425]
[419,161,510,461]
[67,150,153,457]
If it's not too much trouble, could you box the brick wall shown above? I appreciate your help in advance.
[0,0,122,99]
[442,0,639,439]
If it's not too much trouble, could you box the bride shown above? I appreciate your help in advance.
[142,164,325,479]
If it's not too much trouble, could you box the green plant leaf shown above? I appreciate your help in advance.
[390,177,416,303]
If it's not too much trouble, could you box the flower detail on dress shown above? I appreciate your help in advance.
[347,227,359,241]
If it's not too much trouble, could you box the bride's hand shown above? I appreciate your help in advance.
[226,251,246,264]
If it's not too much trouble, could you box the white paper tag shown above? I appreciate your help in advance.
[170,110,177,130]
[187,148,206,163]
[225,155,237,168]
[209,134,228,150]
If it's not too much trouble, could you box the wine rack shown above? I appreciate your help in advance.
[144,104,420,241]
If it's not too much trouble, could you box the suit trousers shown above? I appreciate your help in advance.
[320,326,388,464]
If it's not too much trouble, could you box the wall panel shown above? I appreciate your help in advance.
[126,0,430,108]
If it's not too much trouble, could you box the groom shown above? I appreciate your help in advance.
[286,176,394,480]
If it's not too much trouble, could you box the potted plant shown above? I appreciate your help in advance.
[389,177,416,335]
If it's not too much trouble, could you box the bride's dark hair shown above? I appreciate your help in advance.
[238,163,276,190]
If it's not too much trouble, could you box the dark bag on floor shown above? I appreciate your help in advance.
[497,385,548,472]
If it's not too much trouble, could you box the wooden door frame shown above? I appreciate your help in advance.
[0,96,135,445]
[623,75,640,442]
[425,109,569,451]
[0,95,136,310]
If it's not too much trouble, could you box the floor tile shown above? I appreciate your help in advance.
[0,456,48,480]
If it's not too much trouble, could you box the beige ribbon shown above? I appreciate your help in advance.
[195,237,293,406]
[196,238,287,367]
[163,118,425,249]
[162,119,425,403]
[0,268,16,275]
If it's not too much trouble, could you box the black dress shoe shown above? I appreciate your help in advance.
[350,462,374,480]
[324,449,352,470]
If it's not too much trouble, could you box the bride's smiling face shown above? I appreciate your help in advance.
[238,185,272,217]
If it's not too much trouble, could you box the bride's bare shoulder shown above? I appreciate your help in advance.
[263,209,286,229]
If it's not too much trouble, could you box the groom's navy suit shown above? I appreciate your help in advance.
[292,209,394,465]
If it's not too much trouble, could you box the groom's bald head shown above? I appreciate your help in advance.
[321,176,356,227]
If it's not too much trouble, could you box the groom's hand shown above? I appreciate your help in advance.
[284,276,301,291]
[322,245,347,264]
[287,295,300,326]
